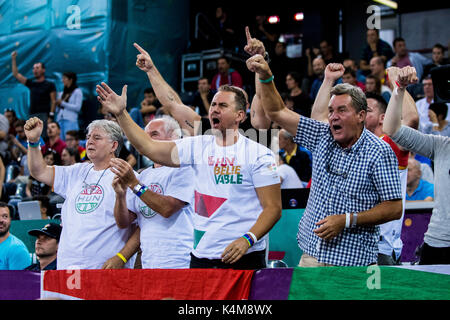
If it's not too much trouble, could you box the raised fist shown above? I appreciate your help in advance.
[24,117,43,143]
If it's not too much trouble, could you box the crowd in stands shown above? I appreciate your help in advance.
[1,7,449,272]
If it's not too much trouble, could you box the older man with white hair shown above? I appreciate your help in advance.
[106,116,195,269]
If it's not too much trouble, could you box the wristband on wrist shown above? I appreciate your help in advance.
[351,212,358,228]
[132,183,148,198]
[116,252,127,263]
[49,112,55,117]
[242,233,256,248]
[259,75,274,83]
[345,212,351,228]
[27,140,40,148]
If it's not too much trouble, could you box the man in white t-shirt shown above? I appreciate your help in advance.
[96,44,282,270]
[24,118,136,270]
[103,116,194,269]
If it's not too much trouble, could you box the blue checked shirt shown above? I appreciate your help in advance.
[294,117,402,266]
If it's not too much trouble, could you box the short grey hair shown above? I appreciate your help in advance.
[148,115,182,139]
[330,83,367,113]
[86,119,124,157]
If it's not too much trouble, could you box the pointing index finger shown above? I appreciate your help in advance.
[245,26,252,43]
[133,42,147,55]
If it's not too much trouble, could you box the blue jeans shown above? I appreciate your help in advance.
[58,119,79,140]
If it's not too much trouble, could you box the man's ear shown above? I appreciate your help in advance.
[237,110,247,124]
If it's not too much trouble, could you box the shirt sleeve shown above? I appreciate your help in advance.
[251,151,281,188]
[53,164,77,197]
[371,146,402,202]
[293,115,329,153]
[10,243,31,270]
[60,88,83,112]
[175,136,198,167]
[164,166,195,204]
[392,125,440,159]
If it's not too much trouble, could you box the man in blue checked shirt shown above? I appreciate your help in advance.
[246,43,403,266]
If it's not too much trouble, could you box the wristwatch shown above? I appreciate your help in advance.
[132,183,143,195]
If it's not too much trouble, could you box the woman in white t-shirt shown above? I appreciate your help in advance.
[24,118,135,270]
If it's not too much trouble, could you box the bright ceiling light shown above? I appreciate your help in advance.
[294,12,304,21]
[373,0,398,9]
[268,16,280,24]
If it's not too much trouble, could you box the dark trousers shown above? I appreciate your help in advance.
[190,250,266,270]
[419,242,450,265]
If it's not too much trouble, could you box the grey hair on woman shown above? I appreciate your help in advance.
[330,83,367,113]
[86,119,124,157]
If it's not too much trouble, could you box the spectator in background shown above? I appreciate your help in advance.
[0,202,30,270]
[130,88,160,129]
[278,129,312,184]
[370,56,389,86]
[424,103,450,137]
[270,41,294,93]
[214,6,238,50]
[65,130,86,162]
[11,51,56,139]
[406,158,434,201]
[285,71,312,117]
[55,72,83,140]
[360,29,395,74]
[342,67,365,91]
[32,195,52,220]
[416,76,437,132]
[309,57,326,101]
[342,58,366,84]
[388,37,431,81]
[4,109,18,136]
[319,40,343,65]
[61,147,81,166]
[0,113,10,162]
[252,14,279,56]
[422,43,449,80]
[276,154,304,189]
[192,77,215,117]
[25,149,60,199]
[211,56,243,91]
[365,74,391,103]
[25,223,61,271]
[409,152,434,184]
[42,122,66,157]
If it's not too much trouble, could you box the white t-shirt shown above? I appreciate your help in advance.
[278,164,304,189]
[175,133,280,259]
[126,165,194,268]
[54,163,135,269]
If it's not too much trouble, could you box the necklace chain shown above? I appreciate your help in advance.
[82,165,108,195]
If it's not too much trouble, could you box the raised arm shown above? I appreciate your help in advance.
[243,26,272,130]
[386,67,419,130]
[96,82,180,167]
[246,54,299,136]
[310,63,345,123]
[383,66,418,136]
[11,51,27,85]
[24,117,54,186]
[133,43,201,136]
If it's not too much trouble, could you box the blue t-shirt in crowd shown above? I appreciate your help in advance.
[406,179,435,201]
[0,234,30,270]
